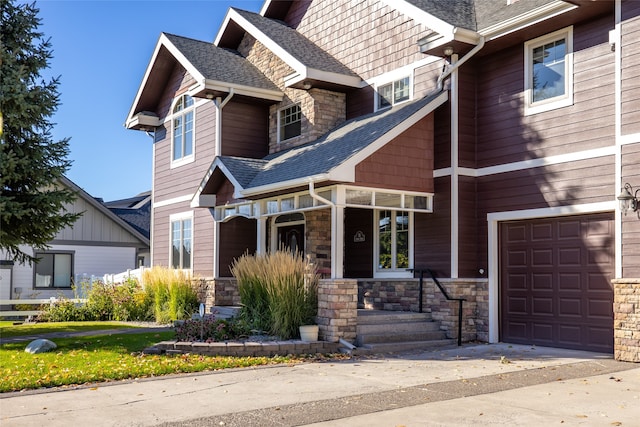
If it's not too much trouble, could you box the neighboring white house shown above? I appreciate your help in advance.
[0,176,150,300]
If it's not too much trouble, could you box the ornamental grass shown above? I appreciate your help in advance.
[231,251,318,340]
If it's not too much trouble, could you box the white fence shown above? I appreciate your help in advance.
[103,267,146,285]
[0,298,87,318]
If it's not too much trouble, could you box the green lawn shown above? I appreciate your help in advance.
[0,322,310,393]
[0,321,139,338]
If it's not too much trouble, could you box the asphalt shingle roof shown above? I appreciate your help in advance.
[163,33,280,92]
[231,8,359,78]
[217,91,445,194]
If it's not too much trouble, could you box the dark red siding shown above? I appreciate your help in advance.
[621,143,640,277]
[218,218,257,277]
[221,100,269,158]
[414,177,451,276]
[344,208,374,278]
[355,115,434,192]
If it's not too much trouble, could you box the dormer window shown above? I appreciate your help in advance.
[278,103,301,142]
[172,94,195,165]
[377,76,410,110]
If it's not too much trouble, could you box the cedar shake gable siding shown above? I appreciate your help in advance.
[221,8,360,84]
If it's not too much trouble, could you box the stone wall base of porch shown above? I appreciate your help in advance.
[358,278,489,343]
[317,279,358,343]
[194,277,240,308]
[613,278,640,362]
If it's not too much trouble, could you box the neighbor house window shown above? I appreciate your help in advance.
[278,103,301,142]
[524,27,573,115]
[377,76,410,110]
[170,213,192,269]
[172,94,195,164]
[34,252,73,288]
[376,210,411,272]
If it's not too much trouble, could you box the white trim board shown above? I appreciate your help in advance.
[433,146,616,178]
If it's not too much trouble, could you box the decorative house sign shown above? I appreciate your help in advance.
[354,231,365,243]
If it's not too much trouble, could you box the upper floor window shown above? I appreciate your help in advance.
[377,76,410,110]
[170,213,192,270]
[34,251,73,288]
[524,27,573,115]
[172,94,194,164]
[278,103,301,142]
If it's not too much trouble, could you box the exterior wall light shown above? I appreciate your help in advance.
[443,46,454,56]
[617,183,639,215]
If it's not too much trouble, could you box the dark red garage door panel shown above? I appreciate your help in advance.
[500,213,614,353]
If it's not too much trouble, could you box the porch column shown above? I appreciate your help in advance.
[213,221,220,278]
[256,217,267,254]
[332,191,345,279]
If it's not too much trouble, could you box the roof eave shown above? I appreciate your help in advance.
[478,0,579,41]
[241,174,331,199]
[191,158,249,208]
[126,33,206,128]
[188,79,283,102]
[285,69,361,90]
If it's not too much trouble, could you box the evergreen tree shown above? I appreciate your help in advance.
[0,0,80,264]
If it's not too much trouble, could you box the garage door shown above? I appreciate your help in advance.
[500,213,614,353]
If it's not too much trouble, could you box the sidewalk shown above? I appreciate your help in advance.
[1,343,637,426]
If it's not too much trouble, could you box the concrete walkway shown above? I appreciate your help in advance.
[1,342,638,426]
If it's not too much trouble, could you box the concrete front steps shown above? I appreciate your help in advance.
[354,309,456,354]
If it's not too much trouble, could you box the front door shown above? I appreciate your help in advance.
[278,224,304,256]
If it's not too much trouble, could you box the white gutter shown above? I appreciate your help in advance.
[437,36,485,90]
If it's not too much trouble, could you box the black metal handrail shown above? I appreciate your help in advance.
[409,268,466,346]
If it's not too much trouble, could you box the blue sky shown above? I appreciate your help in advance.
[34,0,264,202]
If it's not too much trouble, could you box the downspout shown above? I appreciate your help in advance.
[214,89,235,157]
[436,36,485,91]
[308,181,343,279]
[212,89,234,279]
[436,35,485,279]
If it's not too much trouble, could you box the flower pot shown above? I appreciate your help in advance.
[299,324,319,342]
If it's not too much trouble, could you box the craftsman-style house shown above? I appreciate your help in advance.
[126,0,640,358]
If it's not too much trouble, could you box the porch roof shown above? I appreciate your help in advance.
[194,90,448,203]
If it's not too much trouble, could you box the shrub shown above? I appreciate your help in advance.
[174,316,251,342]
[38,298,90,322]
[85,281,115,321]
[142,267,199,323]
[232,251,318,340]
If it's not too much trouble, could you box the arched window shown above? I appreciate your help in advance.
[172,94,194,163]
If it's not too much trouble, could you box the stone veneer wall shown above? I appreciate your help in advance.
[358,278,489,343]
[613,278,640,362]
[237,34,346,154]
[305,209,332,274]
[317,279,358,343]
[194,277,240,308]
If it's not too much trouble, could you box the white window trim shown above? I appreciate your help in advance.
[524,26,574,116]
[374,74,413,112]
[169,211,193,271]
[277,103,302,143]
[170,95,196,168]
[270,214,306,253]
[374,210,414,278]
